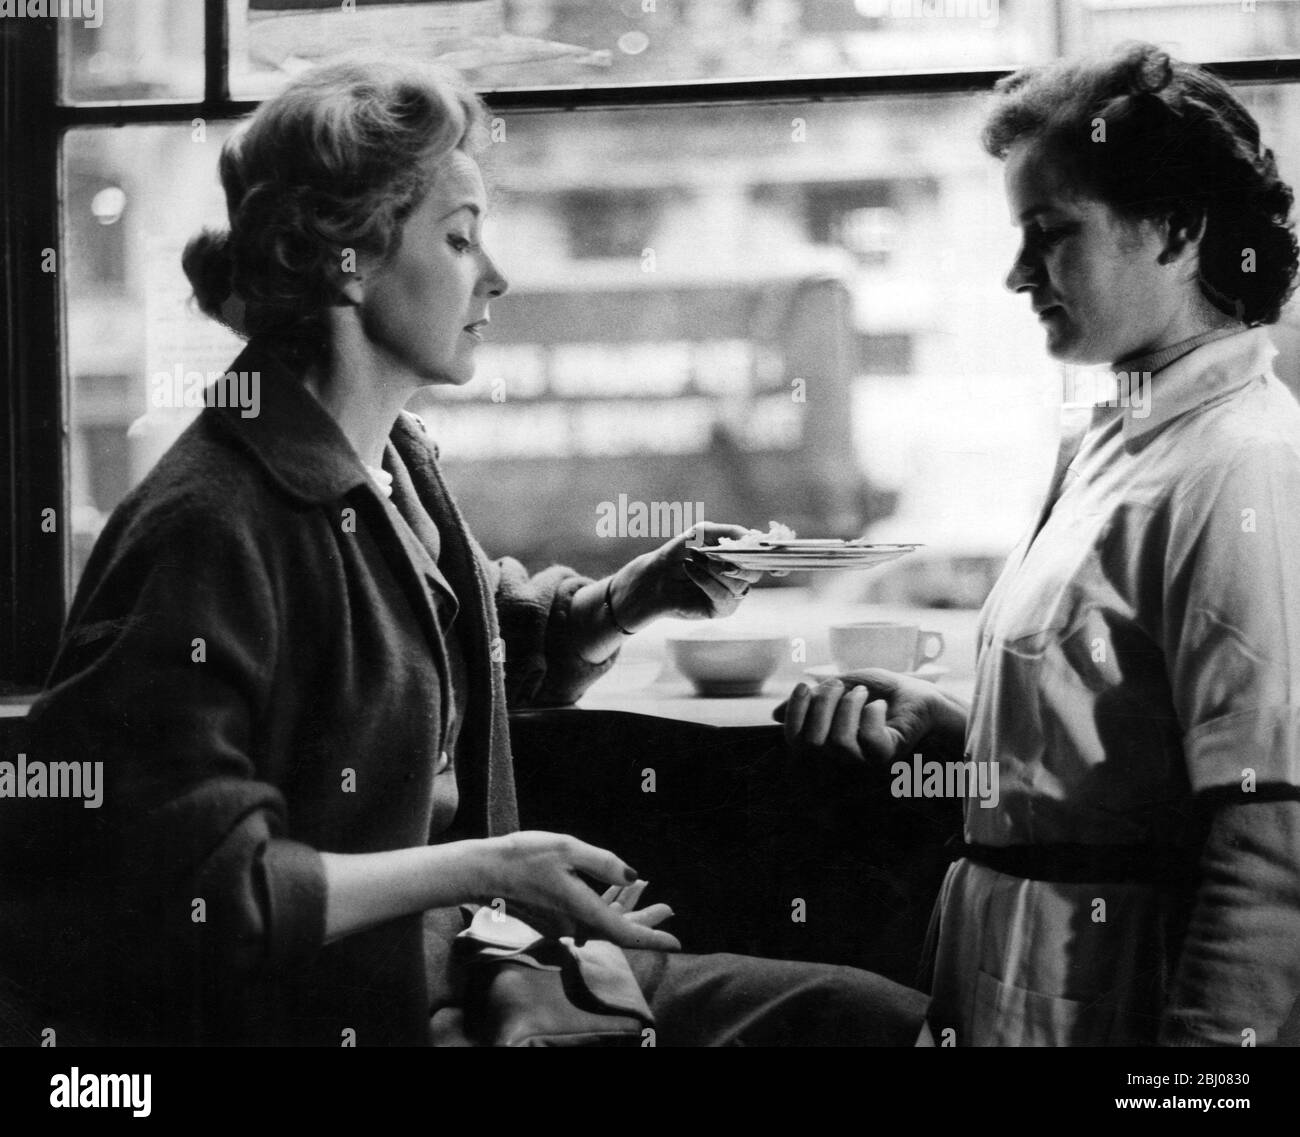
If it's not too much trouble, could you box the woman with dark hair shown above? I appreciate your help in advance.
[783,42,1300,1046]
[0,56,929,1046]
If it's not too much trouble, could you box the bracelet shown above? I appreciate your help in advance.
[604,577,636,636]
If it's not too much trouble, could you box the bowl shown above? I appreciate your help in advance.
[666,633,788,697]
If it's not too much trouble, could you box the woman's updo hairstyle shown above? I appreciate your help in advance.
[982,42,1298,326]
[183,54,488,363]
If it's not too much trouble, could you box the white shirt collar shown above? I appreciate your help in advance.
[1120,327,1278,453]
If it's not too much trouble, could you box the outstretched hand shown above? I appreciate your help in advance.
[609,522,763,629]
[773,668,966,766]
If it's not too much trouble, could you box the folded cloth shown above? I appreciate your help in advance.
[428,908,653,1047]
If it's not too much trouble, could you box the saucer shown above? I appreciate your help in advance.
[696,543,921,573]
[802,663,949,685]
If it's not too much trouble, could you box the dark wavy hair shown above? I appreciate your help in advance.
[182,54,488,367]
[982,42,1298,326]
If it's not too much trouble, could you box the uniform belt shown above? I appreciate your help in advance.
[951,838,1195,885]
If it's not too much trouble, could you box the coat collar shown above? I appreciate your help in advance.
[204,337,375,505]
[204,337,463,639]
[1119,326,1278,453]
[204,338,517,835]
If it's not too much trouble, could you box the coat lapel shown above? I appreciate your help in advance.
[207,340,519,837]
[390,414,519,837]
[382,446,459,617]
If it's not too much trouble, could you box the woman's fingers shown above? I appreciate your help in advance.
[778,678,905,765]
[561,835,638,888]
[651,522,747,566]
[682,561,736,609]
[635,927,683,952]
[706,564,758,597]
[618,878,648,910]
[857,697,900,764]
[495,834,684,950]
[563,881,681,951]
[798,680,847,749]
[623,902,675,929]
[663,524,765,613]
[605,878,648,912]
[838,667,905,699]
[689,558,753,599]
[828,683,871,758]
[780,682,812,743]
[686,522,753,548]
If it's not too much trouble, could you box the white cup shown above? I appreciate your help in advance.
[828,621,944,673]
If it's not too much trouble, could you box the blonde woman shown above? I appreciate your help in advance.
[0,57,928,1047]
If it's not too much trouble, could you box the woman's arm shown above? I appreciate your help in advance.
[1160,798,1300,1045]
[320,832,681,951]
[567,523,761,664]
[1159,438,1300,1043]
[5,499,329,985]
[488,523,758,704]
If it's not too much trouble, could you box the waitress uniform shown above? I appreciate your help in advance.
[926,327,1300,1045]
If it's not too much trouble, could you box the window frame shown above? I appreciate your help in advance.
[4,1,1300,688]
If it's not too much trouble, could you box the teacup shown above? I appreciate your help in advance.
[828,621,944,674]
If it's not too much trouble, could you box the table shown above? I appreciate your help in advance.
[572,659,972,728]
[574,662,788,727]
[510,652,964,984]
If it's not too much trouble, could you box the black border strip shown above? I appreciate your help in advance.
[204,0,230,106]
[0,18,63,690]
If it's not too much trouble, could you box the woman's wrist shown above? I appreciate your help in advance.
[603,575,638,636]
[321,840,492,944]
[568,562,657,664]
[605,558,657,633]
[923,686,970,758]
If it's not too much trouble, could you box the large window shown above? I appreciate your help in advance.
[4,0,1300,689]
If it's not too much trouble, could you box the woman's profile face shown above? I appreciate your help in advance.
[1002,138,1180,365]
[356,149,508,386]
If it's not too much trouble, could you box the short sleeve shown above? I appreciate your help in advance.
[1162,440,1300,792]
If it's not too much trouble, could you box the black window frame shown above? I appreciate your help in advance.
[4,0,1300,689]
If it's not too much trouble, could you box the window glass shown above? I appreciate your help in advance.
[55,3,1300,104]
[63,124,243,581]
[63,85,1300,605]
[1063,0,1300,62]
[60,0,205,103]
[228,0,1053,98]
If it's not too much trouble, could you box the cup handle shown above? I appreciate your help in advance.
[917,631,944,665]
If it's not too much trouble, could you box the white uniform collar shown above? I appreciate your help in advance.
[1120,326,1278,452]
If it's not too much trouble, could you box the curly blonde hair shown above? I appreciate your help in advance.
[183,54,488,365]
